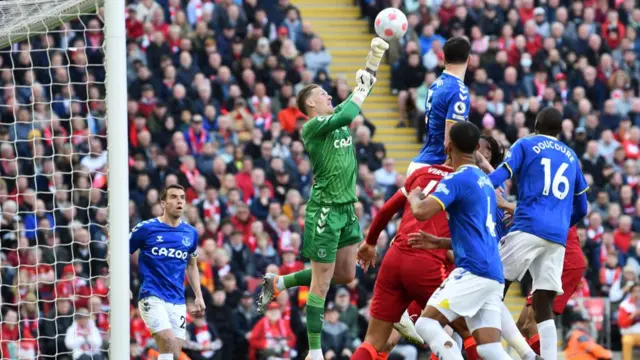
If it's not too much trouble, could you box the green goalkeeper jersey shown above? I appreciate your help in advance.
[302,95,361,205]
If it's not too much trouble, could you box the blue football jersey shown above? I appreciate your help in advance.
[499,135,589,245]
[129,218,199,304]
[414,72,470,165]
[429,165,504,283]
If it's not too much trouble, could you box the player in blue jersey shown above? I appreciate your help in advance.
[130,184,206,360]
[408,37,471,176]
[488,107,589,360]
[478,135,510,240]
[406,121,510,360]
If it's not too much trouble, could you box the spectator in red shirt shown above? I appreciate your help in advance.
[600,251,623,296]
[615,215,635,253]
[248,302,296,360]
[623,127,640,159]
[618,283,640,360]
[279,247,303,276]
[524,20,543,55]
[231,204,256,246]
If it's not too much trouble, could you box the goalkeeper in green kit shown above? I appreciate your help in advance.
[257,37,389,360]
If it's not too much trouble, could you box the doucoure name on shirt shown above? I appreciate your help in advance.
[531,140,575,162]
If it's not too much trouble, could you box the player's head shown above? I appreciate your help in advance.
[534,107,563,137]
[297,84,333,117]
[443,36,471,66]
[479,135,505,169]
[160,184,186,219]
[446,121,481,159]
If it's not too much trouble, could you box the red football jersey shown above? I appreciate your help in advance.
[564,225,586,270]
[393,165,452,262]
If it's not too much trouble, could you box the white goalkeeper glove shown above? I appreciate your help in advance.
[351,69,376,106]
[365,37,389,73]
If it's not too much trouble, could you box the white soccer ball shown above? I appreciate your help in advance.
[374,8,408,41]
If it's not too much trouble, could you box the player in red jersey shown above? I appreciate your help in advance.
[516,225,586,354]
[351,163,479,360]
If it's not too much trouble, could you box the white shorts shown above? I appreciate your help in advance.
[138,296,187,340]
[406,161,429,177]
[427,267,504,332]
[499,231,565,294]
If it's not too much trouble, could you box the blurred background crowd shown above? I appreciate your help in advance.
[2,0,640,359]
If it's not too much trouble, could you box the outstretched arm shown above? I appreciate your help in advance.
[365,190,406,245]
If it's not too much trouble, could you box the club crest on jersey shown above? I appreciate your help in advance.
[317,248,327,258]
[182,236,191,247]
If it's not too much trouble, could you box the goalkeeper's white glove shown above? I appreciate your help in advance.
[352,69,376,106]
[365,37,389,73]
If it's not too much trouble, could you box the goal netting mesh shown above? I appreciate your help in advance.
[0,0,110,358]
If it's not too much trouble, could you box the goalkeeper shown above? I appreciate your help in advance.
[257,38,389,360]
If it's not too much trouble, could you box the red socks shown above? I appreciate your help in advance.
[463,337,479,360]
[352,342,378,360]
[528,334,541,355]
[407,301,423,324]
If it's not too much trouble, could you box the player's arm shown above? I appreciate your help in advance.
[186,230,206,315]
[408,176,458,221]
[365,189,406,245]
[444,87,471,151]
[302,72,374,139]
[489,140,524,188]
[407,230,452,250]
[570,170,590,226]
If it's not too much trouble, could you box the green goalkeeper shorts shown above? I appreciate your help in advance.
[302,201,363,263]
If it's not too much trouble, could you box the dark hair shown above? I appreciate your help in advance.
[296,84,319,116]
[161,184,185,201]
[534,107,563,136]
[480,135,505,169]
[443,36,471,65]
[449,122,481,154]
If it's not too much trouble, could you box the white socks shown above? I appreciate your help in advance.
[158,354,173,360]
[308,349,323,360]
[276,276,286,291]
[537,319,557,360]
[476,343,512,359]
[500,303,537,360]
[415,317,464,360]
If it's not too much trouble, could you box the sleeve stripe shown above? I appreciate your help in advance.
[428,194,446,210]
[575,186,589,195]
[503,163,513,178]
[400,187,408,197]
[445,119,457,123]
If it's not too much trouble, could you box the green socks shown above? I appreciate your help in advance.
[306,292,325,350]
[283,268,313,288]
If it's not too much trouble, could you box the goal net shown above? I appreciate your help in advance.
[0,0,126,359]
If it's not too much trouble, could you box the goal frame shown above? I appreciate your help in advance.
[104,0,130,358]
[4,0,129,356]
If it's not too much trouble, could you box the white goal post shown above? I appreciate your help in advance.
[0,0,128,358]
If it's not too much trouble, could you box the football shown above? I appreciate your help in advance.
[374,8,408,41]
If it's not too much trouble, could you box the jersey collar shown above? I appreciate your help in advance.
[537,134,558,140]
[442,70,465,81]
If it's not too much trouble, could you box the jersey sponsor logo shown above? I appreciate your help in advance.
[454,101,466,114]
[156,236,163,242]
[333,136,353,148]
[182,236,191,247]
[316,207,330,233]
[151,247,189,259]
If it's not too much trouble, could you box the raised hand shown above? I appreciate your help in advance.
[365,37,389,73]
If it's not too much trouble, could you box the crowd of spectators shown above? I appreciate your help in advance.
[4,0,640,359]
